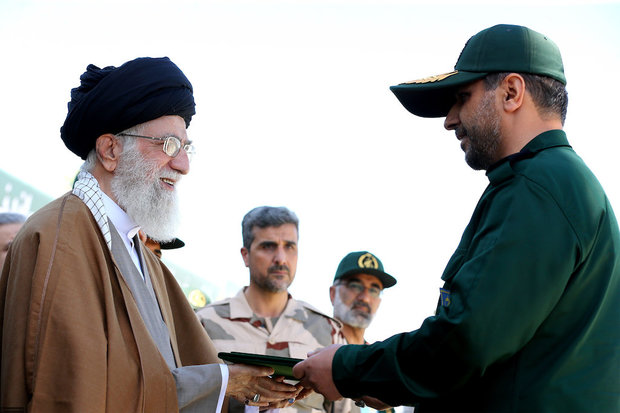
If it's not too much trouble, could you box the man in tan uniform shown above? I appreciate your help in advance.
[198,206,344,413]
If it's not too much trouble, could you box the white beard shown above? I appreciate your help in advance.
[333,288,374,329]
[111,146,181,242]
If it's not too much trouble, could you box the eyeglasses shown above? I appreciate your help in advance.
[339,280,382,298]
[117,133,195,160]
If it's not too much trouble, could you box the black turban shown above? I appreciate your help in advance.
[60,57,195,160]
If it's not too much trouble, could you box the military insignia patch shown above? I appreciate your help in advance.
[358,252,379,269]
[403,71,458,84]
[440,288,451,307]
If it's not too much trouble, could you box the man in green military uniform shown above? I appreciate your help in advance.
[293,24,620,412]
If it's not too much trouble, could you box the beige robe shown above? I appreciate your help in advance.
[0,193,220,412]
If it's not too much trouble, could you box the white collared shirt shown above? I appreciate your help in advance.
[100,192,144,278]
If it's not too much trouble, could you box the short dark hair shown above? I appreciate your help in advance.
[0,212,26,226]
[242,206,299,249]
[484,72,568,125]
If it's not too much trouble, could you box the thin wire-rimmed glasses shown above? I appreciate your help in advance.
[117,133,195,161]
[338,280,382,298]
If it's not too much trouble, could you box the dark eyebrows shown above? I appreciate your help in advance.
[347,275,383,290]
[257,240,297,248]
[258,240,277,247]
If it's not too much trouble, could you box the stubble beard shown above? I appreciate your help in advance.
[333,289,374,329]
[250,265,292,293]
[111,145,181,242]
[460,91,502,171]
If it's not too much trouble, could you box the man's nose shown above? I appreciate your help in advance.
[169,148,190,175]
[274,246,288,264]
[356,287,372,302]
[444,104,460,131]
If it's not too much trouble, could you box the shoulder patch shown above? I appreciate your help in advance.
[440,288,451,308]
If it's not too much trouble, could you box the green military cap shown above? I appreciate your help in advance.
[390,24,566,118]
[334,251,397,289]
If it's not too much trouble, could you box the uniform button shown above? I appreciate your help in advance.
[268,338,275,345]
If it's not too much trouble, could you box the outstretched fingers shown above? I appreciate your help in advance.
[227,364,299,406]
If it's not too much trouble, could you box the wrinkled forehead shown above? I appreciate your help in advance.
[141,115,188,139]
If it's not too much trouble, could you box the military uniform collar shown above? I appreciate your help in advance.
[519,129,569,154]
[486,129,570,181]
[229,287,294,320]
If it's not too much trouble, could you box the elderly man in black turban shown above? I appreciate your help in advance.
[0,57,301,413]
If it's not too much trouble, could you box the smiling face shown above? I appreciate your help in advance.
[241,223,298,293]
[111,115,190,241]
[444,79,503,170]
[132,115,191,187]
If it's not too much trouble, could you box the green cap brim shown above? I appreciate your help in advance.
[390,71,487,118]
[338,268,397,289]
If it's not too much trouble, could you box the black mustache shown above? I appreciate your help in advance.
[456,126,468,139]
[352,301,371,312]
[268,265,290,274]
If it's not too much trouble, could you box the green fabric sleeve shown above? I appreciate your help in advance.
[333,171,579,406]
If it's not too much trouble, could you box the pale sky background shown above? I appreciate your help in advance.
[1,0,619,343]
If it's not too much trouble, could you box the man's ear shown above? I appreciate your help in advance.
[329,285,336,305]
[241,247,250,267]
[95,134,122,172]
[501,73,526,114]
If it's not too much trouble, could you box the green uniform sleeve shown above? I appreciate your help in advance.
[333,170,580,406]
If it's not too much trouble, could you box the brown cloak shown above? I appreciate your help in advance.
[0,194,220,412]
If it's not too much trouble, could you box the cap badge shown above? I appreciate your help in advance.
[358,253,379,269]
[403,70,458,85]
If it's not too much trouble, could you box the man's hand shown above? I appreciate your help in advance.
[261,376,311,409]
[226,364,300,407]
[292,344,344,401]
[360,396,392,411]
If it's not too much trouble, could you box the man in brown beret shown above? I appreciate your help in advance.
[0,57,300,413]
